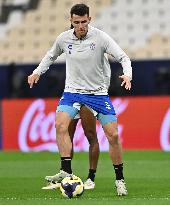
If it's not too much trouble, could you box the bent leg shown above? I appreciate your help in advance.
[44,111,74,185]
[80,106,99,171]
[102,121,128,195]
[102,122,122,165]
[56,111,73,157]
[68,119,78,158]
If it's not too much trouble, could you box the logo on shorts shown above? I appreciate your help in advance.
[105,102,111,110]
[90,43,96,50]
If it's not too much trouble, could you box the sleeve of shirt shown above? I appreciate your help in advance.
[101,31,132,80]
[33,33,63,76]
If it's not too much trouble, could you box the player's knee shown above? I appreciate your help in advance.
[84,130,98,145]
[88,137,99,146]
[107,130,119,145]
[55,120,68,134]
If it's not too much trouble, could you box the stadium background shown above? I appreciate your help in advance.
[0,0,170,204]
[0,0,169,152]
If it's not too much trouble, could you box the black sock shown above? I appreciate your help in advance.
[113,163,124,180]
[87,169,96,182]
[61,157,72,174]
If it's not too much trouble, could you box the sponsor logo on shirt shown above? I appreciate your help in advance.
[68,44,73,54]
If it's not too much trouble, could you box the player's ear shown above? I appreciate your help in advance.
[88,17,91,23]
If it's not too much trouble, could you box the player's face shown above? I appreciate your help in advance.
[71,14,91,38]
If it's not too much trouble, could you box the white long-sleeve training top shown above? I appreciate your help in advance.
[33,26,132,95]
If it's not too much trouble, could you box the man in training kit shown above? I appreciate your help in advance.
[28,4,132,196]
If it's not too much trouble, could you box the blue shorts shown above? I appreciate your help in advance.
[56,92,117,125]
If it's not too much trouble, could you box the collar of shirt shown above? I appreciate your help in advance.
[71,25,93,40]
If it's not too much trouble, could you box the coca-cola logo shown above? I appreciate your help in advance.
[160,108,170,151]
[18,99,56,152]
[18,98,128,152]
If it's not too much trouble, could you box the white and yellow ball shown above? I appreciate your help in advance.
[60,175,84,199]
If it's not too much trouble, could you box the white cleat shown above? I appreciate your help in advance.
[45,170,72,183]
[115,179,128,196]
[42,181,61,190]
[84,178,95,190]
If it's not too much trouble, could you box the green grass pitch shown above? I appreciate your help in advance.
[0,151,170,205]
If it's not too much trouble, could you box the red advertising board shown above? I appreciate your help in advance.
[2,97,170,151]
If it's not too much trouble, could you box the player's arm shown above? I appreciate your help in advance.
[28,34,63,88]
[101,31,132,90]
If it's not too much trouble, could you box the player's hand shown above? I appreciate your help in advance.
[28,73,40,88]
[119,75,131,90]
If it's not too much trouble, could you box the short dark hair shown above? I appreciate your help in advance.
[70,3,89,17]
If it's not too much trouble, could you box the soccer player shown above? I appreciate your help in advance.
[28,3,132,196]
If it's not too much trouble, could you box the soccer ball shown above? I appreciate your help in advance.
[60,175,84,199]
